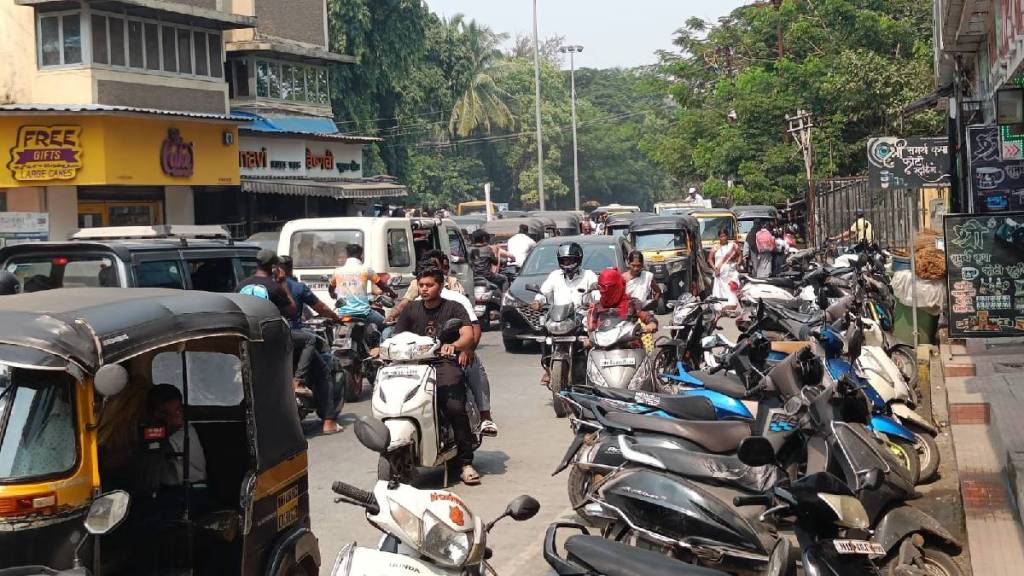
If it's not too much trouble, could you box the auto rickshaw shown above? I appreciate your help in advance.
[526,211,582,236]
[605,212,649,238]
[733,205,780,244]
[628,214,704,313]
[688,209,740,253]
[0,289,319,576]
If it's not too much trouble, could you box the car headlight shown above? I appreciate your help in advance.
[422,511,472,567]
[502,291,520,307]
[546,318,576,335]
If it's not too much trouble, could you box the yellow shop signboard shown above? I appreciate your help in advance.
[0,115,240,188]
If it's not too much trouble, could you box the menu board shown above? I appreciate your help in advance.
[944,212,1024,338]
[967,126,1024,213]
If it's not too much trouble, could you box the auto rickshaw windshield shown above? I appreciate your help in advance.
[0,364,78,483]
[633,231,688,252]
[698,216,736,241]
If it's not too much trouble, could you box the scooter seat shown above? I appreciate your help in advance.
[626,443,776,493]
[564,535,728,576]
[686,371,749,399]
[593,387,717,421]
[605,412,751,454]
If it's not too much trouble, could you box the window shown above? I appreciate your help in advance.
[254,59,329,105]
[38,13,81,67]
[447,227,468,261]
[317,68,329,103]
[187,258,237,292]
[6,255,119,291]
[231,58,250,97]
[0,366,78,482]
[161,25,177,72]
[177,28,192,74]
[193,32,208,76]
[152,352,243,407]
[91,15,108,65]
[109,17,125,66]
[289,230,365,269]
[144,23,160,70]
[134,260,185,289]
[208,34,222,78]
[280,64,294,100]
[387,229,412,268]
[128,20,143,68]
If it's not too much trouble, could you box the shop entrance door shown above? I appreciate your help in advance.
[78,201,164,228]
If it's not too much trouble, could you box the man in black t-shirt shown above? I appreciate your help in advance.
[393,267,480,484]
[238,250,298,318]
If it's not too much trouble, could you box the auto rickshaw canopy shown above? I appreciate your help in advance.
[527,211,582,235]
[481,217,546,242]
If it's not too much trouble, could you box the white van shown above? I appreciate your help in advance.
[278,217,472,304]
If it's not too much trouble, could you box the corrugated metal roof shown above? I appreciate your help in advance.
[0,104,244,122]
[242,178,407,199]
[233,111,381,143]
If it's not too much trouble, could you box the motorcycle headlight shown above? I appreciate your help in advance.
[502,291,520,307]
[390,500,423,544]
[422,511,472,567]
[546,318,576,335]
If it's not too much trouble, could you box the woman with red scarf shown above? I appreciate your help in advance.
[589,268,658,335]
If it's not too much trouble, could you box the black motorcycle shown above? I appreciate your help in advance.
[296,317,345,420]
[331,293,394,402]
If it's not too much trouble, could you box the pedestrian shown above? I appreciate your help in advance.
[708,227,740,313]
[750,223,775,278]
[623,250,661,302]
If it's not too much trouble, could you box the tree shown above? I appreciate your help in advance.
[446,17,515,138]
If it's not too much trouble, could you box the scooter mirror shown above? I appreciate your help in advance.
[737,436,775,467]
[354,417,391,454]
[525,283,542,294]
[439,318,465,341]
[505,495,541,521]
[84,491,131,535]
[860,468,884,491]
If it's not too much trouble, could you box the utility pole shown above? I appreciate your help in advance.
[532,0,545,210]
[786,110,816,245]
[559,44,583,211]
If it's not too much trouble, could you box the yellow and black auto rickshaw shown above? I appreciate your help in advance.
[628,214,707,313]
[0,288,318,576]
[688,209,740,253]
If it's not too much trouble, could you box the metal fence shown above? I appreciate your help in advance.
[813,177,919,251]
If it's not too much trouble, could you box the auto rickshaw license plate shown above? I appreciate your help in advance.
[600,357,636,367]
[832,540,885,555]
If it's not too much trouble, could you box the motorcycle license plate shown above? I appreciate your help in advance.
[307,281,330,291]
[600,357,636,367]
[384,366,421,378]
[832,540,885,556]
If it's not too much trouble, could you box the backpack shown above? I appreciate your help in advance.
[755,228,775,253]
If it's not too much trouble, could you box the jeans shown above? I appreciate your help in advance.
[291,329,338,421]
[436,362,474,467]
[349,308,386,331]
[464,357,491,412]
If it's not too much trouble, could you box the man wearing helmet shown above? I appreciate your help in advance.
[530,242,599,388]
[531,242,599,309]
[0,270,21,295]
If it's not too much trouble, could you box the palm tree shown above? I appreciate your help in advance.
[448,18,514,139]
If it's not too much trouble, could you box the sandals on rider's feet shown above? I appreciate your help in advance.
[480,420,498,437]
[461,465,481,485]
[321,420,342,435]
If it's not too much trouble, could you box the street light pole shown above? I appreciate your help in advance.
[532,0,545,210]
[560,44,583,211]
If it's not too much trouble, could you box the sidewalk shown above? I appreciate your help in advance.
[939,336,1024,576]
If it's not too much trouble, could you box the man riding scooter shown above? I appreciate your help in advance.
[469,229,509,293]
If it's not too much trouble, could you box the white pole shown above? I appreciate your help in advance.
[908,190,919,348]
[570,49,581,211]
[533,0,545,210]
[484,183,493,222]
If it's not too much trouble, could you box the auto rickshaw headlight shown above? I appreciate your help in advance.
[422,511,471,567]
[666,258,686,274]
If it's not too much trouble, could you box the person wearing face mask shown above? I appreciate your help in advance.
[589,268,658,334]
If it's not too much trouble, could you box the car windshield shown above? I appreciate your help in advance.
[633,231,687,251]
[289,230,365,268]
[0,364,77,483]
[697,217,736,241]
[5,255,119,292]
[521,243,619,276]
[738,220,756,235]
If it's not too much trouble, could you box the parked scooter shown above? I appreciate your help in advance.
[371,319,483,485]
[329,418,541,576]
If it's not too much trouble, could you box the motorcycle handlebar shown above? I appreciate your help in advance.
[733,494,773,507]
[332,481,380,515]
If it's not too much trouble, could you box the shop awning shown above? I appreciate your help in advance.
[242,178,407,199]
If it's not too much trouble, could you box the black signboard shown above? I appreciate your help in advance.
[867,137,951,190]
[944,212,1024,338]
[967,125,1024,213]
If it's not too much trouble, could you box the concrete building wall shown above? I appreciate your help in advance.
[46,186,78,240]
[96,78,228,115]
[254,0,327,47]
[0,3,41,104]
[5,188,46,212]
[165,186,196,224]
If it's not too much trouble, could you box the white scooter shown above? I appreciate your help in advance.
[371,319,482,485]
[330,419,541,576]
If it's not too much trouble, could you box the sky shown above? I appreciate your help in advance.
[424,0,750,69]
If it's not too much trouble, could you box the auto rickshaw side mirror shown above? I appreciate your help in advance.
[354,417,391,454]
[84,490,131,535]
[94,364,129,397]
